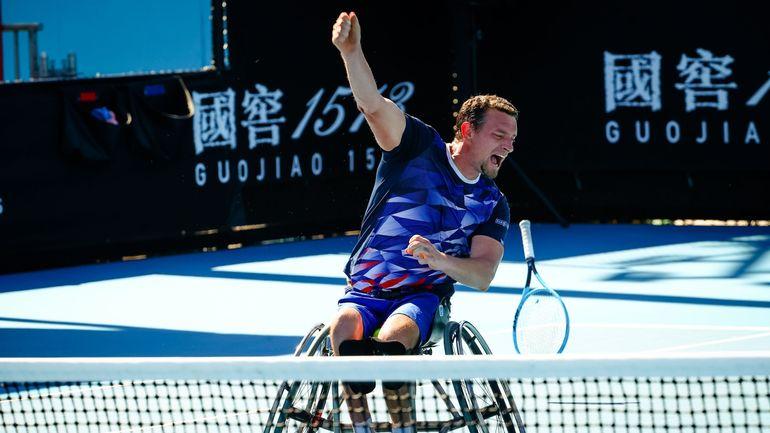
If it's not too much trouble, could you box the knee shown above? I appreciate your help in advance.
[331,308,363,334]
[377,318,420,351]
[330,308,363,354]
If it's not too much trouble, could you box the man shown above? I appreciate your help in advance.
[330,10,518,433]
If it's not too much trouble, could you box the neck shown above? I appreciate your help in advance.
[449,140,481,180]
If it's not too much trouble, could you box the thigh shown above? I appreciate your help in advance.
[378,313,420,351]
[383,292,441,346]
[337,290,389,339]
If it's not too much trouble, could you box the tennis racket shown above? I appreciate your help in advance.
[513,220,570,354]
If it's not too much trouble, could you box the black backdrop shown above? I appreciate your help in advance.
[471,0,770,220]
[0,0,768,272]
[0,1,457,271]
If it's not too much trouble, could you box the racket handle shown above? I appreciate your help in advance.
[519,219,535,261]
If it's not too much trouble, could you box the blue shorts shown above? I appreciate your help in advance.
[337,290,441,345]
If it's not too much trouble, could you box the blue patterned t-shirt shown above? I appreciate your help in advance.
[344,114,510,296]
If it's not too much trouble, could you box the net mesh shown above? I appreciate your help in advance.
[1,355,769,433]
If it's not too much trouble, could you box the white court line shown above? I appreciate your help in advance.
[485,323,770,336]
[573,323,770,332]
[0,319,117,331]
[547,258,770,268]
[640,331,770,354]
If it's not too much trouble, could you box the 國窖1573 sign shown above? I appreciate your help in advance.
[190,82,414,187]
[603,48,767,145]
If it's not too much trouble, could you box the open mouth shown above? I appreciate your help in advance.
[490,154,503,168]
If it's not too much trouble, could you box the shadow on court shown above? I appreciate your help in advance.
[601,238,770,282]
[0,224,770,293]
[0,317,300,357]
[0,237,357,295]
[1,225,768,306]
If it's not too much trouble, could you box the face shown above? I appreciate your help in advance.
[466,109,518,179]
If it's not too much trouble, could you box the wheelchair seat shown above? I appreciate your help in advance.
[369,296,451,353]
[421,296,451,350]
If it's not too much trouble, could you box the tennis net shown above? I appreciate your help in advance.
[1,352,769,433]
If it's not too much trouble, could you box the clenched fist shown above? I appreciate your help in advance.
[405,235,446,270]
[332,11,361,55]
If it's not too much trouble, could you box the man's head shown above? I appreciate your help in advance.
[453,95,519,179]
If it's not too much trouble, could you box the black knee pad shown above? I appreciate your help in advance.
[338,339,376,394]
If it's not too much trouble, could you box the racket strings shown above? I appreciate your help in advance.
[515,290,568,354]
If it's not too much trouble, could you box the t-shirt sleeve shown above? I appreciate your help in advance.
[382,113,440,163]
[471,196,511,245]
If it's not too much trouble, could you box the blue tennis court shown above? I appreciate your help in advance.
[1,222,768,358]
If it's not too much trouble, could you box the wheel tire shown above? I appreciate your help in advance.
[444,321,524,433]
[264,324,338,433]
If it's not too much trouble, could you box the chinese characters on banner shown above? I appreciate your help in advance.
[190,82,415,187]
[604,49,766,145]
[604,51,662,112]
[241,84,286,149]
[192,89,236,155]
[675,48,737,112]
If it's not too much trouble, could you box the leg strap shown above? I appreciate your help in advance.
[339,338,408,356]
[371,339,407,356]
[338,339,375,356]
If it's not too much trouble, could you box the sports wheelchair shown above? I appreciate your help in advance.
[263,298,524,433]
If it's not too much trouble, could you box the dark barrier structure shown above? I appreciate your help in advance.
[0,1,456,272]
[0,0,768,272]
[468,0,770,222]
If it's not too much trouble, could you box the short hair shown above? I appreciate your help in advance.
[453,95,519,141]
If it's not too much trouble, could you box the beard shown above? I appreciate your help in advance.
[481,160,500,179]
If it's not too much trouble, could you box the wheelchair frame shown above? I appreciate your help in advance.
[263,298,525,433]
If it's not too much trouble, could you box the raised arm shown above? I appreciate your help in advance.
[332,11,405,151]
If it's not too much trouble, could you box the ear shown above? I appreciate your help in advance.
[461,121,473,140]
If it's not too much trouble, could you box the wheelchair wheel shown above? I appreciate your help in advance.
[444,321,525,433]
[264,324,342,433]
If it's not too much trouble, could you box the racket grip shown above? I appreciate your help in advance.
[519,219,535,260]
